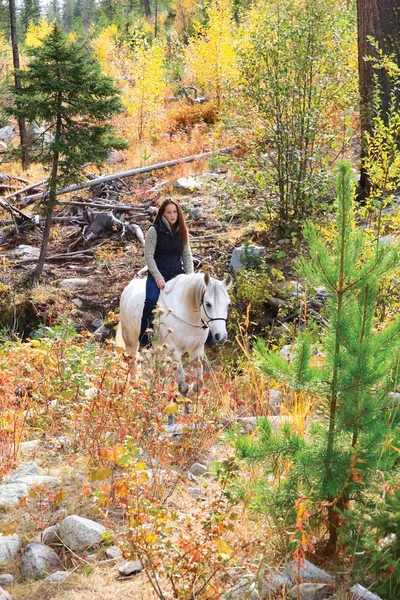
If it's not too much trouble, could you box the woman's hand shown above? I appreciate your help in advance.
[156,278,166,289]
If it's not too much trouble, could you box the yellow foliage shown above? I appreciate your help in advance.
[25,18,53,47]
[185,0,238,108]
[92,27,166,140]
[171,0,199,37]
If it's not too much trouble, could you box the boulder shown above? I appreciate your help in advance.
[0,575,14,586]
[41,525,61,546]
[9,245,40,261]
[0,586,13,600]
[118,559,143,576]
[19,439,41,453]
[8,462,39,482]
[0,483,29,508]
[0,126,14,141]
[105,546,122,560]
[288,583,332,600]
[230,246,264,271]
[58,515,105,551]
[43,571,70,583]
[21,543,60,579]
[283,560,333,584]
[58,278,92,290]
[175,176,205,192]
[349,584,382,600]
[11,475,60,489]
[0,534,21,565]
[189,463,207,476]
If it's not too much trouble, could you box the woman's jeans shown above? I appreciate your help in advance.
[139,275,161,347]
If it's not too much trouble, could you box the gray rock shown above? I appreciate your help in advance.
[118,559,143,576]
[189,208,203,220]
[288,583,332,600]
[266,389,282,414]
[93,325,111,342]
[71,298,84,308]
[0,534,21,565]
[280,344,294,361]
[105,546,122,559]
[264,570,291,591]
[0,586,13,600]
[106,150,124,164]
[0,575,14,586]
[43,570,70,584]
[230,245,264,271]
[91,318,103,329]
[0,126,14,141]
[349,584,382,600]
[21,543,60,579]
[189,463,207,476]
[26,124,54,145]
[175,176,205,192]
[9,245,40,261]
[0,483,29,507]
[277,238,291,245]
[58,278,92,290]
[41,525,61,546]
[188,487,202,498]
[266,297,286,307]
[283,559,333,584]
[193,200,201,206]
[19,439,41,453]
[11,475,60,489]
[58,515,105,551]
[388,392,400,407]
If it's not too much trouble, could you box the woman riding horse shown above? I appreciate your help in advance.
[139,198,194,348]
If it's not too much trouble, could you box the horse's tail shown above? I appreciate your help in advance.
[115,322,126,349]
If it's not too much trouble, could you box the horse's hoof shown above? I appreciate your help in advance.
[179,382,189,396]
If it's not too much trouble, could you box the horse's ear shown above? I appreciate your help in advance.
[204,271,211,286]
[223,274,232,288]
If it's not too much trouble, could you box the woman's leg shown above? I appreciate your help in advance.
[139,275,160,347]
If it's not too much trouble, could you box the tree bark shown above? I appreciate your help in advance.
[357,0,400,201]
[8,0,30,170]
[143,0,151,18]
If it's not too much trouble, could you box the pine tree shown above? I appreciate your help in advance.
[19,0,41,35]
[46,0,61,23]
[231,161,400,553]
[0,0,10,35]
[8,23,126,282]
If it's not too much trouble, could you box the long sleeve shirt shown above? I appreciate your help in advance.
[144,217,194,282]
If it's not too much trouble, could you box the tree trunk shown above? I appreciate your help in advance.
[357,0,400,201]
[143,0,151,18]
[8,0,30,170]
[33,111,61,283]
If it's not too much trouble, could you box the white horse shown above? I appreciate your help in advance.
[116,272,231,395]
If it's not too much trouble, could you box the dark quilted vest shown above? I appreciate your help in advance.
[152,220,184,280]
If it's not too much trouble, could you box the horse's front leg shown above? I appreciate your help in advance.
[172,349,189,396]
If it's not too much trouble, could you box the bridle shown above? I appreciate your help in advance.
[159,289,228,331]
[199,291,228,330]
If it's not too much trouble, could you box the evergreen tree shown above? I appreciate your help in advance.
[19,0,41,35]
[8,23,126,282]
[47,0,61,23]
[61,0,75,30]
[0,0,10,35]
[230,162,400,553]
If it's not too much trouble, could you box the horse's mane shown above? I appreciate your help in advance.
[164,273,205,312]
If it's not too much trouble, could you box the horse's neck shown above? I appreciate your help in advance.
[160,275,203,321]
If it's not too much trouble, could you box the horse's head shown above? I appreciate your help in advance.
[201,272,232,344]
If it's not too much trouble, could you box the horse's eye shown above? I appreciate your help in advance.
[206,302,212,309]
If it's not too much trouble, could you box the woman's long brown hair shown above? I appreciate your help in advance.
[154,198,189,245]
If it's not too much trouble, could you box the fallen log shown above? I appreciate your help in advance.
[0,198,32,221]
[3,179,47,202]
[20,146,237,204]
[59,200,148,211]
